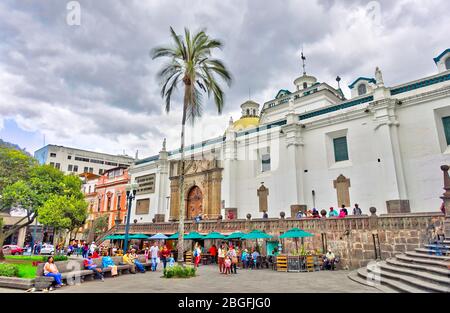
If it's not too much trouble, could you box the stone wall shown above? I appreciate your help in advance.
[111,210,445,269]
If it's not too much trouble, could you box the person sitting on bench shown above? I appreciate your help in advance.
[43,256,64,288]
[84,253,105,281]
[323,250,336,270]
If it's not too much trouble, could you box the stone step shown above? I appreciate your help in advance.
[356,267,425,293]
[396,254,450,269]
[378,261,450,288]
[348,269,397,293]
[388,257,450,277]
[405,251,450,262]
[366,263,449,293]
[424,244,450,250]
[415,248,450,256]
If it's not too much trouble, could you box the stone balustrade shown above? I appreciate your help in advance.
[113,212,443,235]
[109,211,444,270]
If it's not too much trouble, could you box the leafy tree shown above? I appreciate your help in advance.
[0,155,87,260]
[38,195,88,245]
[0,146,36,194]
[151,27,231,261]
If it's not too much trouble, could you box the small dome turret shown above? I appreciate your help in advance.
[230,100,260,131]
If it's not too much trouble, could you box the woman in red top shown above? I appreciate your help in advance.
[160,245,171,269]
[92,249,100,258]
[208,244,217,264]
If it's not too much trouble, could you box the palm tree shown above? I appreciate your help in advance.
[151,27,232,263]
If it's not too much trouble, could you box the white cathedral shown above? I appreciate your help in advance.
[128,49,450,224]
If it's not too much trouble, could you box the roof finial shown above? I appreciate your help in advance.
[336,76,341,89]
[301,47,307,75]
[162,138,166,151]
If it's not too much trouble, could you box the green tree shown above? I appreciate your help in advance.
[38,195,88,245]
[0,146,36,194]
[151,27,231,262]
[0,159,87,260]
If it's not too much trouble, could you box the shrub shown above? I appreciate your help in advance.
[0,263,19,277]
[52,255,68,262]
[163,265,196,279]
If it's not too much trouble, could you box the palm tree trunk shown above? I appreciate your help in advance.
[177,94,188,264]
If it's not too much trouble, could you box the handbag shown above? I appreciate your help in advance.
[232,256,238,264]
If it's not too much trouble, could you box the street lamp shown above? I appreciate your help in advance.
[123,183,138,253]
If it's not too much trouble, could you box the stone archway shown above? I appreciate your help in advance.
[186,186,203,219]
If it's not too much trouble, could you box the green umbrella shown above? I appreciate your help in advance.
[279,228,313,239]
[184,232,205,240]
[241,230,272,240]
[279,228,313,252]
[107,234,125,240]
[168,232,180,240]
[225,232,246,240]
[203,232,226,240]
[128,233,150,239]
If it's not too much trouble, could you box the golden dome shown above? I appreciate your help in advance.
[232,116,260,131]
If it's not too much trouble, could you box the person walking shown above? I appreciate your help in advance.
[89,241,97,254]
[82,242,89,258]
[227,245,238,274]
[193,242,202,268]
[218,243,226,273]
[160,245,170,269]
[208,244,217,264]
[149,242,160,272]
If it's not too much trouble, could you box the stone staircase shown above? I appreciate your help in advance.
[349,240,450,293]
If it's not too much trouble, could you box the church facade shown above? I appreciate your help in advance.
[128,49,450,224]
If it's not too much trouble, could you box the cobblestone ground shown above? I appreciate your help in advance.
[0,265,379,293]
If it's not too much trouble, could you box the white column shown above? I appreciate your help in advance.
[281,110,306,207]
[222,127,237,216]
[156,142,169,221]
[371,96,409,211]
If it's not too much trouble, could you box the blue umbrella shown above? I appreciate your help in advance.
[149,233,168,240]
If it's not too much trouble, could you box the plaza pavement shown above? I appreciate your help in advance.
[0,264,379,293]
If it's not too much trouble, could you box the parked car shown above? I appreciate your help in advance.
[2,245,23,255]
[40,243,55,255]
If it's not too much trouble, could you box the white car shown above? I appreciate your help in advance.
[40,244,55,255]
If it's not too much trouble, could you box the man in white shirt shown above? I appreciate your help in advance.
[89,242,97,254]
[150,242,160,272]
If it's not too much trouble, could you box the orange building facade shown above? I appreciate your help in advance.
[94,167,130,229]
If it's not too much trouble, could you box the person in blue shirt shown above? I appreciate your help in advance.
[84,253,104,281]
[102,251,118,277]
[168,253,175,267]
[328,207,339,217]
[241,249,249,269]
[251,249,260,269]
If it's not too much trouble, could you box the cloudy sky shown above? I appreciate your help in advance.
[0,0,448,158]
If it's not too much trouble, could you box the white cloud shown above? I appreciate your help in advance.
[0,0,449,157]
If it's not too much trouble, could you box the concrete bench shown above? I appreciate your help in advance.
[34,256,135,290]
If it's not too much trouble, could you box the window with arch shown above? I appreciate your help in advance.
[303,82,308,89]
[246,109,250,115]
[446,57,450,70]
[358,84,367,96]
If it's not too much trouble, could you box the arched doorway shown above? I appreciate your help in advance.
[186,186,203,219]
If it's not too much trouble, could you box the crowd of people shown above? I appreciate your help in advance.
[295,203,363,219]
